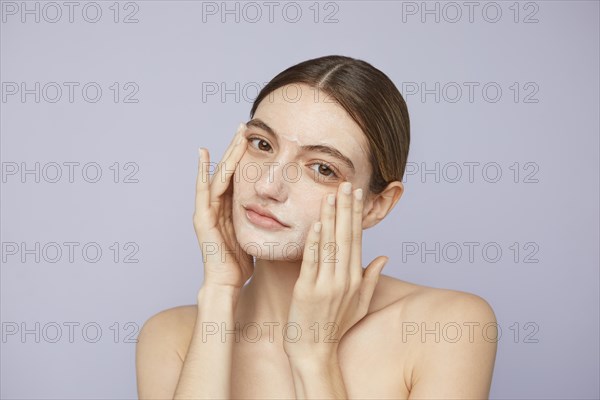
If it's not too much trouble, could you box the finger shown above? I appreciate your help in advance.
[334,182,353,280]
[317,191,336,283]
[210,122,246,186]
[223,122,247,161]
[195,147,210,215]
[358,256,389,313]
[350,188,364,282]
[299,221,321,284]
[210,123,247,201]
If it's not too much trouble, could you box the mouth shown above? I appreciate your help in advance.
[243,204,290,230]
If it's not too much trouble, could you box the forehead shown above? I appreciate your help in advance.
[253,83,370,166]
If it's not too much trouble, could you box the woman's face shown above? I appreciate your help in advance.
[232,83,373,261]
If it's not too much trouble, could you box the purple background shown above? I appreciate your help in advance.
[1,1,598,398]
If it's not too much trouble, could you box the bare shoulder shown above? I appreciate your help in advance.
[363,274,498,398]
[362,273,498,351]
[138,305,198,360]
[136,305,198,399]
[368,273,497,322]
[142,304,197,326]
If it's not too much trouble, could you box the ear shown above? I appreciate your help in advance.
[362,181,404,230]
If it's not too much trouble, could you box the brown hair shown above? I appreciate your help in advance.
[249,55,410,195]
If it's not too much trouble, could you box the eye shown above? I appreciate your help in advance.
[247,136,272,152]
[247,136,340,180]
[309,162,339,179]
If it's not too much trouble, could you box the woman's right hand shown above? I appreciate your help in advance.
[193,123,254,291]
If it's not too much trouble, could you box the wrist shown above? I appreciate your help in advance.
[197,284,240,307]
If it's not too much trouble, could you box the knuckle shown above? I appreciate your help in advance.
[342,282,351,294]
[334,278,349,293]
[339,201,352,210]
[348,278,360,293]
[310,287,327,301]
[342,236,353,246]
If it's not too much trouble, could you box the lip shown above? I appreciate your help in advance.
[244,204,289,230]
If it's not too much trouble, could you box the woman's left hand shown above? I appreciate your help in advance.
[283,181,389,365]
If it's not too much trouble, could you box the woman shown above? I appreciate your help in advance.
[136,55,498,399]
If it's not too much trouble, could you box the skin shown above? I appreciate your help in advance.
[136,84,498,399]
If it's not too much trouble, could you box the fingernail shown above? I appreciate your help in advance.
[354,188,363,201]
[236,136,244,145]
[237,122,246,133]
[198,148,203,159]
[382,257,389,269]
[327,194,336,206]
[342,182,351,195]
[314,221,322,233]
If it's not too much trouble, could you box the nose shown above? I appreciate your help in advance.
[254,161,288,202]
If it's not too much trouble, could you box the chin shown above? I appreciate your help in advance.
[233,226,304,262]
[235,231,305,262]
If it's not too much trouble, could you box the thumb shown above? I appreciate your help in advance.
[365,256,389,281]
[358,256,389,310]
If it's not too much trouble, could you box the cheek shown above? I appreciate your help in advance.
[234,157,262,187]
[293,192,324,230]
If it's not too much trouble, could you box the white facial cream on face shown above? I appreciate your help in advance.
[230,86,372,262]
[230,129,341,262]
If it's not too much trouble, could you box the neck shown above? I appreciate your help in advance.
[235,258,302,330]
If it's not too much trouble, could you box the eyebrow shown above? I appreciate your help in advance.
[245,118,356,174]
